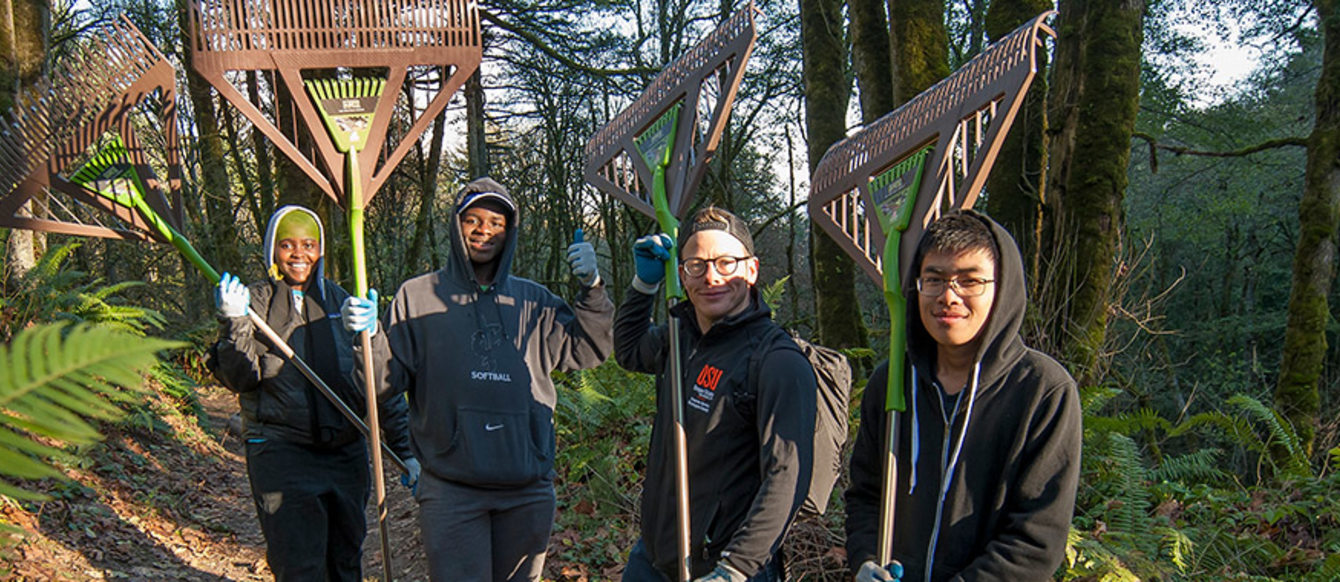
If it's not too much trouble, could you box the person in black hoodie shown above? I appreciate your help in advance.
[349,177,615,581]
[209,205,416,582]
[614,206,816,582]
[845,209,1082,582]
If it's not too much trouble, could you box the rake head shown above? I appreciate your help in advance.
[189,0,481,208]
[0,17,182,242]
[584,4,758,220]
[808,11,1056,286]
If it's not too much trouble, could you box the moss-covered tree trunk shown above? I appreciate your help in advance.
[1274,0,1340,455]
[1,0,47,284]
[1043,0,1143,386]
[801,0,866,349]
[851,0,892,121]
[888,0,948,105]
[984,0,1051,300]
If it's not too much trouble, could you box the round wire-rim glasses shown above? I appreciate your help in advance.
[680,255,754,278]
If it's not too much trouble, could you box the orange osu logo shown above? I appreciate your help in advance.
[696,365,724,391]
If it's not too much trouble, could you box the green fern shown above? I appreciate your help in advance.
[0,322,183,501]
[1,242,165,341]
[1150,448,1228,485]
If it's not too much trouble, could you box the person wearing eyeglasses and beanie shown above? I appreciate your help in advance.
[207,205,415,582]
[342,177,614,581]
[845,209,1081,582]
[614,205,816,581]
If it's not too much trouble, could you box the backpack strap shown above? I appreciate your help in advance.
[740,323,803,418]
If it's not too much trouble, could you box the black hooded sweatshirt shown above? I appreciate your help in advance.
[211,206,412,457]
[374,178,614,488]
[845,211,1082,582]
[615,285,816,578]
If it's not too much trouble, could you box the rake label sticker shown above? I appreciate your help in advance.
[325,96,378,115]
[635,103,682,170]
[869,144,933,231]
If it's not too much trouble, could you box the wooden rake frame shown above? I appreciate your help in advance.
[0,17,181,241]
[188,0,481,208]
[808,12,1055,284]
[583,3,757,220]
[807,12,1055,568]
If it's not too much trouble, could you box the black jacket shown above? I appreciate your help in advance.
[845,211,1081,582]
[615,285,815,578]
[211,276,412,458]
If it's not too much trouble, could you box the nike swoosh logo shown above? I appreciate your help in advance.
[485,423,504,431]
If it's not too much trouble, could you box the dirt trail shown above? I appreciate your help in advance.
[2,383,429,581]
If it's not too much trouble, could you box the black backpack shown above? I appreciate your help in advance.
[743,325,852,515]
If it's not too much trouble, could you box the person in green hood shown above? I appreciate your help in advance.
[209,205,417,582]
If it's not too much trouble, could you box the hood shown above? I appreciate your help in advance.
[905,209,1027,389]
[263,205,327,297]
[445,177,519,289]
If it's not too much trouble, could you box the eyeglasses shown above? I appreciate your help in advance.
[680,256,753,278]
[915,276,994,297]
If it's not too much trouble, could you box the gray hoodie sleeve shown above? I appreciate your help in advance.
[542,281,615,372]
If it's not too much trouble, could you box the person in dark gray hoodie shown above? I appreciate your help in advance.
[351,177,614,581]
[845,209,1082,582]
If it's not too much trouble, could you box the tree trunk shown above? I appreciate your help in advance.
[984,0,1051,299]
[1,0,47,284]
[466,68,489,179]
[405,75,448,280]
[177,0,241,277]
[801,0,866,349]
[888,0,948,105]
[1275,0,1340,456]
[850,0,892,122]
[1043,0,1144,386]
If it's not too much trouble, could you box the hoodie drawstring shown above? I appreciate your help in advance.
[914,361,982,582]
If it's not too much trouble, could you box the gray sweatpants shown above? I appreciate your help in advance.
[417,472,556,581]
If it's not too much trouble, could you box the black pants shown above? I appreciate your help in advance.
[245,437,369,582]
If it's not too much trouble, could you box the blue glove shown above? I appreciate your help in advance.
[214,272,250,318]
[632,233,673,294]
[567,228,600,287]
[400,457,421,495]
[340,289,379,335]
[856,560,903,582]
[693,564,746,582]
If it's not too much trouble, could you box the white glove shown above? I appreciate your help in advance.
[856,560,903,582]
[567,228,600,287]
[340,290,379,336]
[215,272,250,318]
[693,563,746,582]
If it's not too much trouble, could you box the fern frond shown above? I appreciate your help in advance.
[1151,448,1228,485]
[0,322,182,500]
[1304,553,1340,581]
[1154,525,1193,573]
[1080,385,1122,416]
[1226,394,1310,479]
